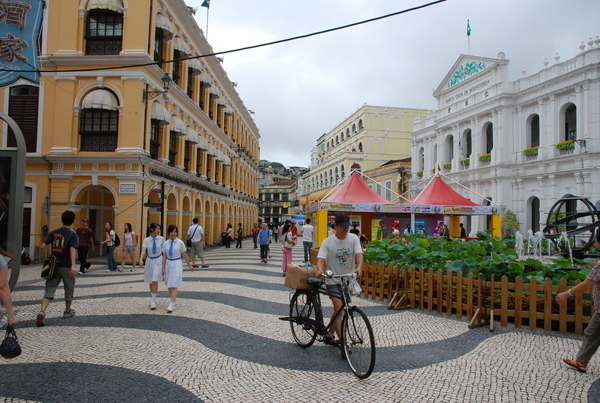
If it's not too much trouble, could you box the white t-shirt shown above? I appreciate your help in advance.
[187,224,204,242]
[301,224,314,242]
[317,233,362,285]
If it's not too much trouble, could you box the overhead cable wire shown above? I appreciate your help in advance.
[0,0,446,74]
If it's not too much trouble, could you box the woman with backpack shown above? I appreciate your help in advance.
[101,222,118,272]
[121,223,138,272]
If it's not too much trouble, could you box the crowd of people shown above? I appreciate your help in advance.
[4,211,600,376]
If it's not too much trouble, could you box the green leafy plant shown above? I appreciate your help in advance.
[479,153,491,161]
[523,146,539,155]
[556,140,575,150]
[363,234,593,286]
[443,162,452,169]
[460,158,470,165]
[416,170,424,177]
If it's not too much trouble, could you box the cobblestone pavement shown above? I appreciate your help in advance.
[1,241,599,402]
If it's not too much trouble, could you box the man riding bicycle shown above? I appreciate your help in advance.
[315,213,363,345]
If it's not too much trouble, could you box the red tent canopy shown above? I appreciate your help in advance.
[406,175,480,206]
[322,173,392,204]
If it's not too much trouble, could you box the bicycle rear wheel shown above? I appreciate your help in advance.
[289,291,318,348]
[341,306,376,379]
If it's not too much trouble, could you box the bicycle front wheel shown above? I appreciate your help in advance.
[289,291,318,348]
[341,306,376,379]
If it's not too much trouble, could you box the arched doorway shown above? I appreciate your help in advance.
[72,183,116,258]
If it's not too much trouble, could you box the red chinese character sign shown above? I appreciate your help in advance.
[0,0,44,85]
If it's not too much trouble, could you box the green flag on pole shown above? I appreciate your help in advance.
[201,0,210,8]
[467,20,471,36]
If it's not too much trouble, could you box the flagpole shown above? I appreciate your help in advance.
[467,19,471,54]
[206,6,210,39]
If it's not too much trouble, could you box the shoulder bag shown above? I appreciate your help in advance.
[283,232,295,249]
[41,232,73,279]
[0,326,21,359]
[187,226,198,248]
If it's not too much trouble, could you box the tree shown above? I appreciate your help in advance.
[501,209,519,235]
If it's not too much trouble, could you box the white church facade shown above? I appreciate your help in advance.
[411,37,600,235]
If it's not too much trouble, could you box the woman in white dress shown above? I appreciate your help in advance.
[139,223,165,310]
[162,224,193,313]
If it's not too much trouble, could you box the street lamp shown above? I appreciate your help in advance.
[143,73,172,101]
[568,126,586,148]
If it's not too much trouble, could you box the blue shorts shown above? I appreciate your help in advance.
[326,283,351,304]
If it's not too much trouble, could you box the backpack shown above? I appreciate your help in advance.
[114,232,121,247]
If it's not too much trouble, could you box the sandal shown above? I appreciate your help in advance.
[563,358,587,373]
[202,264,209,268]
[323,335,340,347]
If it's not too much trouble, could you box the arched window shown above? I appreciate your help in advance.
[352,124,356,134]
[358,142,363,152]
[85,3,123,55]
[462,129,472,157]
[358,120,364,131]
[340,131,344,141]
[529,197,540,233]
[418,147,425,171]
[445,134,454,162]
[340,164,345,178]
[334,167,339,182]
[564,103,577,141]
[336,135,339,145]
[484,123,493,154]
[79,89,119,151]
[527,114,540,148]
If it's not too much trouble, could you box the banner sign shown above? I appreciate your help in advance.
[306,201,501,216]
[0,0,45,85]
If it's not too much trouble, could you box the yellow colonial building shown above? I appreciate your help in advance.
[1,0,260,259]
[299,105,432,203]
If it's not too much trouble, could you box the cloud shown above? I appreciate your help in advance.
[192,0,600,167]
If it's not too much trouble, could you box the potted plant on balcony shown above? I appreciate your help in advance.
[556,140,575,150]
[416,170,424,177]
[479,153,491,162]
[460,158,470,166]
[443,162,452,170]
[523,146,539,155]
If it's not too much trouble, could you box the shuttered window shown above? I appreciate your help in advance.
[8,86,38,152]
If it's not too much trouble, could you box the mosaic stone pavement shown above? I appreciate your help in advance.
[1,241,600,402]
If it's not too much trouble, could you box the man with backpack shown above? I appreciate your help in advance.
[36,210,78,326]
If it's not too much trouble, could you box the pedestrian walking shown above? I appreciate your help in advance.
[36,210,78,327]
[0,248,16,327]
[139,222,165,310]
[301,218,314,263]
[557,232,600,373]
[101,222,118,272]
[121,223,138,271]
[281,224,296,276]
[235,222,243,248]
[187,218,209,268]
[258,223,271,263]
[76,218,94,274]
[251,223,259,249]
[162,224,193,313]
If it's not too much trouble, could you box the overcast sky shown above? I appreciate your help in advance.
[188,0,599,168]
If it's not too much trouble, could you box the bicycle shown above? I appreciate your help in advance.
[280,270,376,379]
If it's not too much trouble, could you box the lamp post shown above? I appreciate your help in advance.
[568,126,586,148]
[143,73,172,101]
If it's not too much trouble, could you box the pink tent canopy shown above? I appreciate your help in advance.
[322,173,392,204]
[406,175,480,206]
